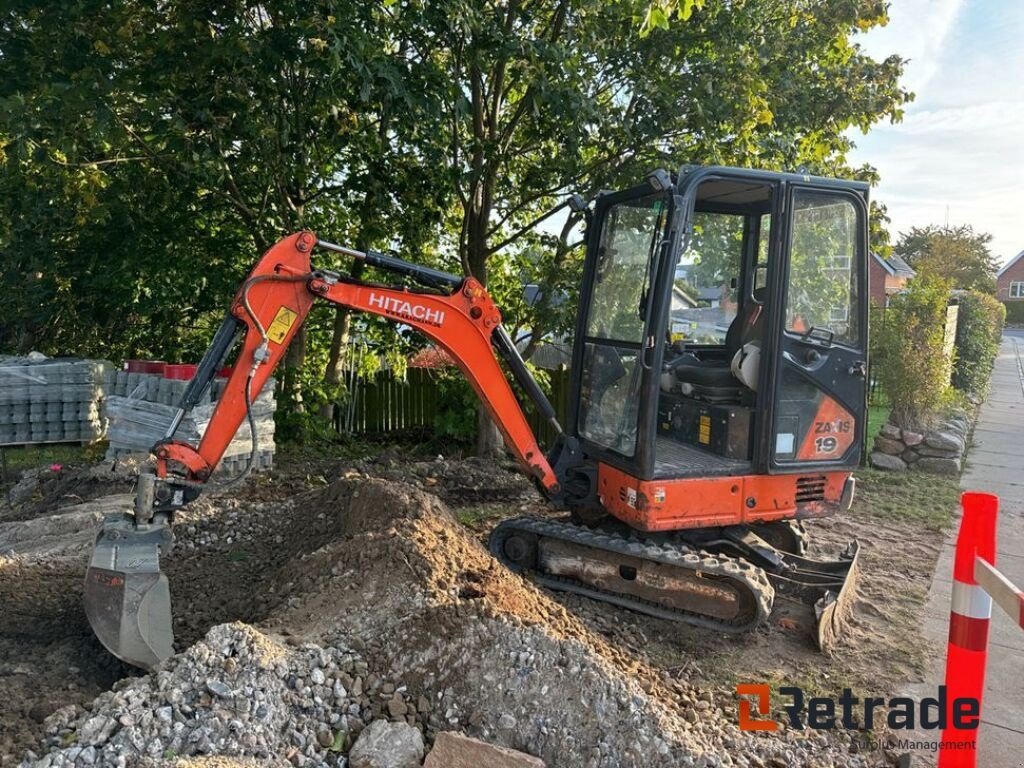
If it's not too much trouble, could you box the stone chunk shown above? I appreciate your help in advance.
[424,731,546,768]
[902,449,920,464]
[77,715,116,747]
[870,452,906,471]
[901,431,924,447]
[880,423,902,440]
[918,446,960,458]
[924,431,964,453]
[349,719,425,768]
[874,436,904,455]
[917,457,961,475]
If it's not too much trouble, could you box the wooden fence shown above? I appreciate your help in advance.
[339,366,572,448]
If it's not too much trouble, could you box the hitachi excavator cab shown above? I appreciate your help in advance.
[568,166,868,533]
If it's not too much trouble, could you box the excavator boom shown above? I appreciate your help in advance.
[85,231,570,668]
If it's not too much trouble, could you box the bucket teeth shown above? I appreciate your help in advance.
[84,512,175,670]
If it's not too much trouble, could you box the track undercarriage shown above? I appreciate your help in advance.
[489,516,859,652]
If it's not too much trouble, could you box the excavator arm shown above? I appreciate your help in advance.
[152,231,561,497]
[85,231,571,669]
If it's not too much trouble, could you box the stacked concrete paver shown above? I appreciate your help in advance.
[104,373,276,474]
[0,358,111,446]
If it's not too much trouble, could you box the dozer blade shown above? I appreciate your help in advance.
[765,540,861,654]
[84,512,175,670]
[813,541,860,653]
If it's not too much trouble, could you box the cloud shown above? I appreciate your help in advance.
[850,0,1024,263]
[857,0,965,95]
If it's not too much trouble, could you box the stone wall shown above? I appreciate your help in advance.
[870,408,971,474]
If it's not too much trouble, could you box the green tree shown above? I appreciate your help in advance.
[427,0,909,452]
[894,224,999,293]
[0,1,451,416]
[1,0,912,453]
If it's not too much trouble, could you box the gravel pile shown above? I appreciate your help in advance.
[23,623,422,768]
[12,465,900,768]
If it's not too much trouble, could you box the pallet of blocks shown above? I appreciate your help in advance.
[104,364,276,475]
[0,355,111,446]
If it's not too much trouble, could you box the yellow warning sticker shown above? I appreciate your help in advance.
[266,306,298,344]
[698,415,711,444]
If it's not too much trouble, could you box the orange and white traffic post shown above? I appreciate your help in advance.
[937,492,1004,768]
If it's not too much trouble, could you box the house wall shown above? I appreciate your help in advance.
[868,258,887,306]
[868,259,911,306]
[997,257,1024,301]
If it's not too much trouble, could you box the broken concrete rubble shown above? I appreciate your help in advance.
[423,731,545,768]
[348,720,424,768]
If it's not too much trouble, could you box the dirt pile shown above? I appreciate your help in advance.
[9,466,896,768]
[2,458,140,524]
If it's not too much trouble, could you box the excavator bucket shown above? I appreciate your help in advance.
[84,512,175,670]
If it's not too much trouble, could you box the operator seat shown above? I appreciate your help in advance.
[672,290,764,397]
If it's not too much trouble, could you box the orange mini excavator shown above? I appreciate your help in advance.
[86,166,866,670]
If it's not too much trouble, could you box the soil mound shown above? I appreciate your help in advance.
[2,458,140,524]
[13,471,880,768]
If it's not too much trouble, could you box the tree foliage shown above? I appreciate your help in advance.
[894,224,1000,294]
[0,0,912,444]
[952,290,1005,397]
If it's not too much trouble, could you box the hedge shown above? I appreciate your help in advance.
[954,292,1005,396]
[873,275,954,430]
[1002,300,1024,326]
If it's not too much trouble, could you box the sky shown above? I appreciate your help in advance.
[848,0,1024,265]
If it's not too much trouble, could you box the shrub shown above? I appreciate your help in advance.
[873,275,954,430]
[1002,300,1024,326]
[953,291,1005,396]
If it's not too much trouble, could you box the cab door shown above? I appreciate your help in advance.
[570,186,673,472]
[767,184,869,471]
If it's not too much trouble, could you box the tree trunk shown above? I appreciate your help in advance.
[319,261,366,423]
[283,324,307,414]
[465,205,505,457]
[476,405,504,457]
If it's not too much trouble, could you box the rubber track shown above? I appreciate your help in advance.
[490,516,775,634]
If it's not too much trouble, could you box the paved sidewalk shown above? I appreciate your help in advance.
[914,332,1024,765]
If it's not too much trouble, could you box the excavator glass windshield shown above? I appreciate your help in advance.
[577,192,668,457]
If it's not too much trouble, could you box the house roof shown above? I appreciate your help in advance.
[997,249,1024,277]
[409,347,454,369]
[696,286,723,301]
[871,251,916,279]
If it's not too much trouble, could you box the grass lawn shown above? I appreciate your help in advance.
[866,395,889,443]
[855,466,961,531]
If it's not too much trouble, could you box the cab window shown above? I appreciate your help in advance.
[785,191,860,345]
[672,212,744,344]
